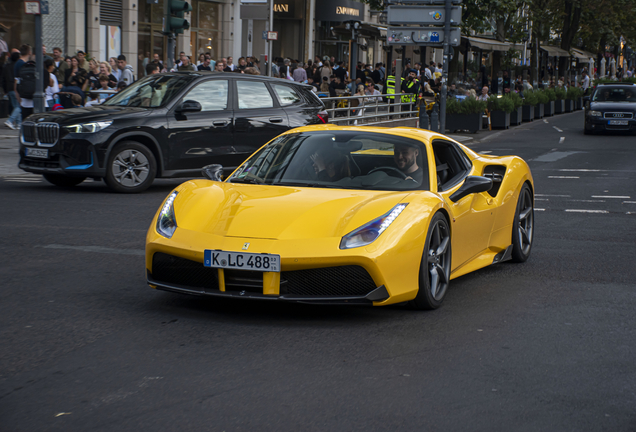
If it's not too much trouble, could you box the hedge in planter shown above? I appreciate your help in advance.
[534,90,547,118]
[543,88,556,116]
[522,90,538,122]
[566,87,582,111]
[488,95,514,129]
[508,92,524,125]
[554,87,566,114]
[444,97,486,134]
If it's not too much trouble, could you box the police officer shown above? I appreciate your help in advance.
[401,69,420,113]
[384,71,404,117]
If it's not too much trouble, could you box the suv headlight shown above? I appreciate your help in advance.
[588,110,602,117]
[64,120,112,133]
[340,204,408,249]
[156,191,178,238]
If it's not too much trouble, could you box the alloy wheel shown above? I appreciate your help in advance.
[111,149,150,188]
[517,187,534,255]
[426,220,451,301]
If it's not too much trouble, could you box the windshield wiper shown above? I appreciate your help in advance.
[229,177,263,184]
[276,181,339,188]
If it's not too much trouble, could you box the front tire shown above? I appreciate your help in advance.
[409,213,452,310]
[104,141,157,193]
[43,173,86,187]
[511,184,534,262]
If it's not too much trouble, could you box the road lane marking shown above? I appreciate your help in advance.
[559,137,565,143]
[480,150,492,154]
[536,194,570,197]
[565,209,609,214]
[533,151,579,162]
[559,169,604,172]
[37,244,145,256]
[591,195,630,199]
[543,119,549,123]
[535,208,545,211]
[568,199,606,203]
[553,126,563,132]
[548,176,579,179]
[534,198,549,201]
[623,201,636,204]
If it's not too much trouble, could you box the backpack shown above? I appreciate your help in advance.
[17,62,37,99]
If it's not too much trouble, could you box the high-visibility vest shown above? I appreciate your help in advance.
[386,75,404,99]
[401,79,419,103]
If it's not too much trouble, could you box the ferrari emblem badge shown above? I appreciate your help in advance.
[242,243,250,250]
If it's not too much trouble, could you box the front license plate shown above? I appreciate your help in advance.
[204,250,280,272]
[608,120,629,125]
[25,148,48,159]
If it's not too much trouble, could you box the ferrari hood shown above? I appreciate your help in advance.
[175,181,410,240]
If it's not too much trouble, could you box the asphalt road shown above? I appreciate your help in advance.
[1,112,635,431]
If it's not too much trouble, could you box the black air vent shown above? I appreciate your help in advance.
[100,0,123,26]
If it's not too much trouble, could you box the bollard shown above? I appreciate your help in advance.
[419,106,430,130]
[430,104,439,132]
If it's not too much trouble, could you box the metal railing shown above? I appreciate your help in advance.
[320,93,423,125]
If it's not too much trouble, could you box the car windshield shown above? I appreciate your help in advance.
[592,86,636,103]
[103,74,191,108]
[227,131,429,191]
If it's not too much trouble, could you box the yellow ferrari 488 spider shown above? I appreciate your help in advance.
[146,126,534,309]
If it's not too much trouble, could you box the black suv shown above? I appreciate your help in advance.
[584,83,636,135]
[19,72,327,192]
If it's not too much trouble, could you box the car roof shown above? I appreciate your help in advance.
[597,83,636,86]
[166,71,313,89]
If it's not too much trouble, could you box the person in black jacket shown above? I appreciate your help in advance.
[2,50,21,129]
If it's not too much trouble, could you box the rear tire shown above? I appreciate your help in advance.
[409,213,452,310]
[43,173,86,187]
[511,184,534,263]
[104,141,156,193]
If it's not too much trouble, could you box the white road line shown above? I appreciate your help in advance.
[565,209,609,214]
[543,119,549,123]
[591,195,630,199]
[559,137,565,143]
[568,199,606,203]
[559,169,604,172]
[553,126,563,132]
[534,198,549,201]
[535,208,546,211]
[480,150,492,154]
[623,201,636,204]
[37,244,145,256]
[536,194,570,197]
[548,176,579,179]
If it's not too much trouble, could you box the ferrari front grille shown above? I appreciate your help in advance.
[281,266,377,297]
[152,253,219,290]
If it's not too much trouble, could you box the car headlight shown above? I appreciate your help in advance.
[588,110,602,117]
[340,204,408,250]
[156,191,178,238]
[64,121,112,133]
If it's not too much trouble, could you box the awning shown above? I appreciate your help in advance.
[463,36,517,52]
[333,22,383,39]
[540,45,571,57]
[570,47,595,62]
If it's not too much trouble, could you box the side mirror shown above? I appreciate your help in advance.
[449,176,493,202]
[202,164,223,181]
[176,100,202,113]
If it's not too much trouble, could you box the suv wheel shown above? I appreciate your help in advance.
[105,141,157,193]
[43,174,86,187]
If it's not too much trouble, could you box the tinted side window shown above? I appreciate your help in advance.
[237,81,274,109]
[273,84,302,106]
[182,80,228,111]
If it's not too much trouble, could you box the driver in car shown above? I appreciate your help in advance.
[394,144,424,184]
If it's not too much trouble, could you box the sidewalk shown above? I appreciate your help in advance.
[0,125,23,177]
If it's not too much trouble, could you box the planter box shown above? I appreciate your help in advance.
[565,99,574,112]
[445,112,483,134]
[522,105,535,122]
[490,110,510,129]
[544,101,555,116]
[555,99,565,114]
[534,103,544,119]
[510,106,523,125]
[0,99,9,118]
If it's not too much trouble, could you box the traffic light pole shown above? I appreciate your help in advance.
[439,0,451,133]
[34,6,44,113]
[167,33,176,70]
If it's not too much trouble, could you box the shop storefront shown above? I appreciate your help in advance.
[0,0,36,52]
[314,0,364,64]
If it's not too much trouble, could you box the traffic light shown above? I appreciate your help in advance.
[166,0,192,34]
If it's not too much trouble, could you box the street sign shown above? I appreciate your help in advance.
[386,0,461,4]
[387,5,461,25]
[267,31,278,41]
[40,0,49,14]
[387,27,460,46]
[24,1,40,14]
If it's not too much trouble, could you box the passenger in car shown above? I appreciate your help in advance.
[311,149,351,182]
[394,144,423,184]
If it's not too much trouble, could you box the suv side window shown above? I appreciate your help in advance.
[182,80,229,111]
[237,81,274,109]
[273,84,302,106]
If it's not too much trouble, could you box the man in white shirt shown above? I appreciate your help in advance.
[581,71,590,94]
